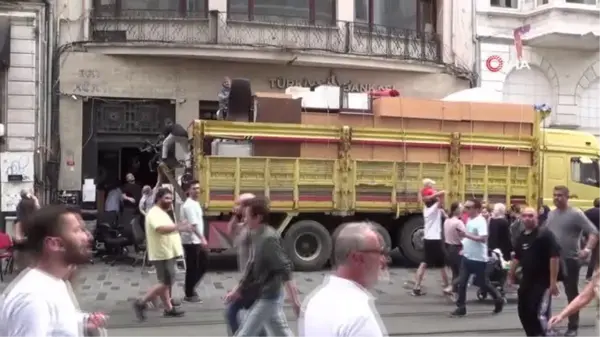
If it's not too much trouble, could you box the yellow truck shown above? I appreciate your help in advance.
[186,97,599,270]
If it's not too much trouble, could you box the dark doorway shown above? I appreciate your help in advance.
[120,147,156,188]
[97,149,120,190]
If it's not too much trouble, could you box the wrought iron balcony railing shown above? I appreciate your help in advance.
[91,11,441,64]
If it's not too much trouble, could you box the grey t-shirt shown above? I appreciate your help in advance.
[546,207,598,259]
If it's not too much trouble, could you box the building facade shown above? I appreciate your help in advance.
[476,0,599,136]
[55,0,475,193]
[0,2,49,215]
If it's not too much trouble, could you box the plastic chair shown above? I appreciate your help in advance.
[0,232,14,282]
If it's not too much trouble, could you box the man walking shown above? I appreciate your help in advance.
[300,222,389,337]
[0,205,107,336]
[509,207,561,336]
[411,192,448,296]
[584,198,599,281]
[134,187,192,320]
[180,180,208,303]
[224,193,258,335]
[224,197,301,337]
[451,198,504,317]
[545,185,598,336]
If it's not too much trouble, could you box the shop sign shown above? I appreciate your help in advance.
[268,75,394,93]
[486,55,530,73]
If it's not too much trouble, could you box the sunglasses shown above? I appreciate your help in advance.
[521,213,535,218]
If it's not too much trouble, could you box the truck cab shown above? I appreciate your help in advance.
[541,129,600,208]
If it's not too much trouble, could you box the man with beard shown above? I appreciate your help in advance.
[300,222,389,337]
[133,187,192,320]
[545,185,598,336]
[509,207,561,336]
[0,205,107,336]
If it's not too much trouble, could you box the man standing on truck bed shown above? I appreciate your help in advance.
[411,188,449,296]
[545,185,598,337]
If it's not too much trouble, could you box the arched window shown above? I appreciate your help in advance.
[503,67,554,126]
[228,0,336,26]
[503,67,553,105]
[578,79,600,129]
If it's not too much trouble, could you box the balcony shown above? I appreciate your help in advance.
[89,11,441,71]
[478,0,599,50]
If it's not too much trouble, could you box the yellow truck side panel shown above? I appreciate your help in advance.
[199,155,533,214]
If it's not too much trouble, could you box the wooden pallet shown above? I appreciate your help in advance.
[158,162,186,201]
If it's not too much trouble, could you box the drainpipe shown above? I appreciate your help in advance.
[43,0,55,203]
[472,0,481,88]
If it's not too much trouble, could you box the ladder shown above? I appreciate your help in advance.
[158,162,186,201]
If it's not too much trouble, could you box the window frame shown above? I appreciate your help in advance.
[93,0,209,18]
[226,0,337,26]
[490,0,519,9]
[570,157,600,188]
[354,0,437,35]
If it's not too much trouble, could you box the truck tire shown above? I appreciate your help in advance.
[397,215,425,266]
[283,220,332,271]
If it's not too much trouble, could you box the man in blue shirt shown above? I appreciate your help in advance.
[451,198,504,317]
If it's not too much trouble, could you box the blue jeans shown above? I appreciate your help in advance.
[456,258,501,309]
[234,294,292,337]
[225,297,266,336]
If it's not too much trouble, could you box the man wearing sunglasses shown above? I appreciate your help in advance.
[300,222,389,337]
[451,199,504,317]
[545,185,598,337]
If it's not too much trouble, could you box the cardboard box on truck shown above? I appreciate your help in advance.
[301,98,535,166]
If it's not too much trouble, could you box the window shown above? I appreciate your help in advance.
[228,0,336,25]
[566,0,597,4]
[578,80,600,129]
[354,0,435,33]
[93,0,208,18]
[536,0,549,5]
[571,157,600,187]
[490,0,518,8]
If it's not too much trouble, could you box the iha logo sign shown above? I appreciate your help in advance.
[485,55,531,72]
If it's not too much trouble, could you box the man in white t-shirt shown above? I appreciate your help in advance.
[410,198,449,296]
[300,222,388,337]
[0,205,107,336]
[451,198,504,317]
[179,179,208,303]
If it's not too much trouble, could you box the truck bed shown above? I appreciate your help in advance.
[199,156,532,214]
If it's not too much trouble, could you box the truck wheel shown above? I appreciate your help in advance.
[397,215,425,266]
[283,220,332,271]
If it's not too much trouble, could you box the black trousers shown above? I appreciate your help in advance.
[518,284,552,336]
[455,258,501,309]
[563,258,581,330]
[183,244,208,297]
[444,243,462,290]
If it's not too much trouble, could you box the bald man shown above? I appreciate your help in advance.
[509,207,561,336]
[300,222,389,337]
